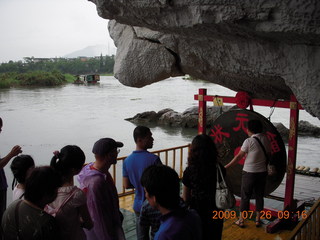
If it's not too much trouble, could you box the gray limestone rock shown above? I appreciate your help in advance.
[124,111,159,123]
[92,0,320,119]
[298,120,320,137]
[125,106,233,128]
[125,108,320,141]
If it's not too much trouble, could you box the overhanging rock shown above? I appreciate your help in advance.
[90,0,320,119]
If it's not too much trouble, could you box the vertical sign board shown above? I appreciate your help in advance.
[210,109,287,197]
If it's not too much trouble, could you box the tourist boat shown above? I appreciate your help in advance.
[73,74,100,84]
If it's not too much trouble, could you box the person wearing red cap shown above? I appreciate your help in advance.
[77,138,125,240]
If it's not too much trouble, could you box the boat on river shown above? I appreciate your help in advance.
[73,74,100,84]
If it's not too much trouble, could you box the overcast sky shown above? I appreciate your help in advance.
[0,0,116,63]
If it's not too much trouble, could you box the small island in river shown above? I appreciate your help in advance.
[0,71,75,88]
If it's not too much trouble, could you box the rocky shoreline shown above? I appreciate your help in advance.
[125,106,320,142]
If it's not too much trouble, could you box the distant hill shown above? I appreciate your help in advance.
[64,44,116,58]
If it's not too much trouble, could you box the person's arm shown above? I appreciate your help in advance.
[0,145,22,169]
[122,160,134,189]
[225,150,246,169]
[155,156,162,165]
[123,177,134,189]
[79,204,93,230]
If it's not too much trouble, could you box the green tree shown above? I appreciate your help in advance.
[0,55,115,75]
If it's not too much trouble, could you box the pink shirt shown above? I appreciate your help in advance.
[46,186,87,240]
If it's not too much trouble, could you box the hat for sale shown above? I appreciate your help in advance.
[92,138,123,156]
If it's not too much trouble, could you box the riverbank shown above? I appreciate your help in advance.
[0,71,75,88]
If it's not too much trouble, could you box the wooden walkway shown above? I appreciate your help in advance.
[270,174,320,205]
[119,195,293,240]
[119,174,320,240]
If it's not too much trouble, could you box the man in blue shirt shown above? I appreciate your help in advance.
[141,165,202,240]
[123,126,162,239]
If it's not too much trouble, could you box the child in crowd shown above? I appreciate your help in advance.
[10,154,35,200]
[141,165,202,240]
[139,199,161,240]
[45,145,93,240]
[2,166,61,240]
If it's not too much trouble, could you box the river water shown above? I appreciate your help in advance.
[1,76,320,201]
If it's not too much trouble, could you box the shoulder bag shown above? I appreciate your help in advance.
[215,164,236,209]
[253,136,276,176]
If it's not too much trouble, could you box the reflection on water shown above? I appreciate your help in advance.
[1,76,320,201]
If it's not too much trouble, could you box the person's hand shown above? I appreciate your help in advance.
[9,145,22,157]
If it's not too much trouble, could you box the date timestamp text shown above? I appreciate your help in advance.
[212,210,307,220]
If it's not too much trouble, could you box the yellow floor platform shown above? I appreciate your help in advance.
[119,194,294,240]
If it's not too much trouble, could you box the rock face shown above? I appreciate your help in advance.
[125,106,232,128]
[91,0,320,119]
[125,107,320,140]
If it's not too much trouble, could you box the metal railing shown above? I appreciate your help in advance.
[109,144,190,197]
[288,198,320,240]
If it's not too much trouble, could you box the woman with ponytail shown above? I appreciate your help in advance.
[45,145,93,240]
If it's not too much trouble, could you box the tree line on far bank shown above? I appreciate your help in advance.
[0,55,115,75]
[0,55,115,88]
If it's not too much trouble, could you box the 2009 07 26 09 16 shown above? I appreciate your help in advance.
[212,210,308,220]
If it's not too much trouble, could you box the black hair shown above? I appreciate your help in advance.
[188,134,217,168]
[141,165,180,210]
[248,119,263,134]
[24,166,61,204]
[50,145,85,181]
[133,126,151,143]
[10,155,35,190]
[186,134,218,199]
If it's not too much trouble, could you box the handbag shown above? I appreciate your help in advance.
[253,137,276,176]
[215,164,236,209]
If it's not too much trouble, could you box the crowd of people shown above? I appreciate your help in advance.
[0,117,271,240]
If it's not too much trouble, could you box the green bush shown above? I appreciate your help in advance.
[64,73,76,83]
[0,71,69,88]
[0,73,19,88]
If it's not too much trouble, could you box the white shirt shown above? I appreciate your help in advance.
[241,133,271,173]
[12,186,25,201]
